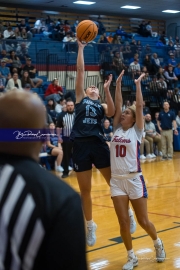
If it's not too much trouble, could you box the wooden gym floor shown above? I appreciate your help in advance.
[55,152,180,270]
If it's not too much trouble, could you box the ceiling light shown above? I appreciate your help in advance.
[121,5,141,9]
[73,1,95,5]
[162,10,180,13]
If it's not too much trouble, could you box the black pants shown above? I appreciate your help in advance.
[62,137,73,175]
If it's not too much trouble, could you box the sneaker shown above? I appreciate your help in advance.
[56,166,64,172]
[146,154,152,159]
[122,255,138,270]
[61,174,69,178]
[140,155,146,160]
[87,222,97,246]
[151,153,156,158]
[162,156,167,160]
[167,156,172,160]
[155,239,166,262]
[130,214,136,234]
[158,151,163,156]
[68,166,73,170]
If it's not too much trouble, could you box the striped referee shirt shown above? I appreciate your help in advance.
[0,155,87,270]
[57,111,75,137]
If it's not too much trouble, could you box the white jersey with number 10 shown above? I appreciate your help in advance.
[110,124,143,176]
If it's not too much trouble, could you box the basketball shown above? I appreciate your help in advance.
[76,20,98,43]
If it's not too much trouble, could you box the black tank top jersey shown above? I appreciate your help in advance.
[72,97,106,140]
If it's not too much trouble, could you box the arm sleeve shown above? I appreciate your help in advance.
[45,193,87,270]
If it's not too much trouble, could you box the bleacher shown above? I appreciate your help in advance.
[1,6,180,110]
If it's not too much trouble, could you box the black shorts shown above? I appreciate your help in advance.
[72,136,110,172]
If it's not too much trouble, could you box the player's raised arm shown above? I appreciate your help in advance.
[113,70,124,130]
[134,73,145,130]
[75,40,86,103]
[102,74,115,118]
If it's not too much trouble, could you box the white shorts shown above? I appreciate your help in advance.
[110,173,148,199]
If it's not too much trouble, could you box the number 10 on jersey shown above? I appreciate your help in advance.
[115,145,126,157]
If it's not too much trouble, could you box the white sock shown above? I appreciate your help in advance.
[128,208,133,217]
[127,249,136,259]
[153,237,161,246]
[87,220,94,227]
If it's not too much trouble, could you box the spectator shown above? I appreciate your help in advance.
[112,51,125,76]
[140,132,151,160]
[46,99,58,124]
[137,40,142,56]
[0,59,11,85]
[57,100,75,178]
[152,53,161,74]
[143,101,151,115]
[168,53,177,67]
[144,44,152,56]
[102,118,113,145]
[21,28,32,40]
[3,26,15,39]
[33,18,43,33]
[46,122,64,172]
[14,27,22,39]
[111,34,121,45]
[62,32,73,51]
[23,58,43,88]
[0,50,11,63]
[146,21,152,37]
[52,24,65,41]
[157,101,178,160]
[176,110,180,127]
[174,63,180,81]
[129,58,141,73]
[107,33,113,43]
[122,100,131,111]
[63,20,71,33]
[18,19,30,32]
[167,41,175,55]
[159,31,166,45]
[16,42,30,61]
[97,18,106,35]
[6,72,23,91]
[45,78,63,102]
[152,112,161,134]
[21,70,35,89]
[45,15,53,25]
[9,50,22,75]
[44,105,53,125]
[144,114,162,157]
[116,25,132,39]
[164,65,178,90]
[0,20,5,34]
[156,40,165,47]
[0,77,5,92]
[174,41,180,57]
[72,20,79,32]
[138,20,147,37]
[98,34,109,53]
[55,98,66,113]
[143,54,153,74]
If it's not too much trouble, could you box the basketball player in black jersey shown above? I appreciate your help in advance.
[72,40,136,247]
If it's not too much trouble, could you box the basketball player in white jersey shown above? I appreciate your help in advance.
[110,71,166,270]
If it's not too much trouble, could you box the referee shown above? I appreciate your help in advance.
[0,92,87,270]
[57,99,75,178]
